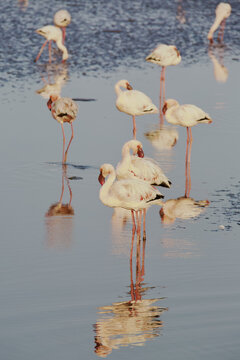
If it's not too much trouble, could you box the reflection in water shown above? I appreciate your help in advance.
[208,46,228,83]
[160,197,209,225]
[45,165,74,248]
[94,226,167,357]
[36,63,69,99]
[176,0,186,24]
[145,124,179,151]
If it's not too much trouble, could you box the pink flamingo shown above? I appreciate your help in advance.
[54,9,71,44]
[207,2,231,44]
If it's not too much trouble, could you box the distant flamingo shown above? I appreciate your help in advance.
[207,2,231,44]
[54,9,71,44]
[47,96,78,163]
[34,25,68,63]
[115,80,158,139]
[116,140,171,188]
[162,99,212,194]
[146,44,181,119]
[98,163,164,235]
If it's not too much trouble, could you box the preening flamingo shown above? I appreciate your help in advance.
[116,140,171,188]
[54,9,71,44]
[47,96,78,163]
[115,80,158,139]
[207,2,231,44]
[34,25,68,63]
[146,44,181,115]
[98,163,164,235]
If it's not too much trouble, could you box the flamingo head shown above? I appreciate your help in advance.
[174,46,181,57]
[47,95,59,110]
[98,170,105,185]
[126,81,133,90]
[162,99,179,114]
[159,207,175,224]
[137,145,144,158]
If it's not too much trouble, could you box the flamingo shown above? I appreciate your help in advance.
[146,44,181,116]
[47,96,78,163]
[115,80,158,139]
[207,2,231,44]
[162,99,212,163]
[34,25,68,63]
[98,163,164,235]
[116,140,171,188]
[145,126,179,150]
[54,9,71,44]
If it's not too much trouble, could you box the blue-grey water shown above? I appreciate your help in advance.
[0,0,240,359]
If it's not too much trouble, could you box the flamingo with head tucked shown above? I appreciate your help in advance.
[146,44,181,115]
[47,96,78,163]
[54,9,71,44]
[116,140,171,188]
[115,80,158,139]
[98,163,164,235]
[34,25,68,63]
[207,2,231,44]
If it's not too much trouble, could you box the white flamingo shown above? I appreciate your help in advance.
[54,9,71,44]
[115,80,158,138]
[34,25,68,63]
[207,2,231,43]
[146,44,181,112]
[47,96,78,163]
[98,164,164,234]
[116,140,171,188]
[163,99,212,196]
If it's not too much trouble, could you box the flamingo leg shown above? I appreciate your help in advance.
[64,122,74,163]
[130,214,136,301]
[132,115,136,139]
[34,40,48,62]
[186,128,192,197]
[135,234,141,301]
[162,67,166,102]
[218,19,226,42]
[64,165,73,206]
[141,231,146,279]
[60,123,66,164]
[143,209,146,241]
[185,127,190,197]
[59,165,65,203]
[62,27,66,44]
[48,40,52,63]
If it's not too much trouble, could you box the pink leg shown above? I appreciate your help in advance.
[130,212,136,301]
[218,19,226,43]
[185,127,189,196]
[141,231,146,279]
[59,165,65,203]
[34,40,48,62]
[132,115,136,139]
[162,67,166,102]
[186,128,192,197]
[143,209,146,240]
[61,123,66,164]
[62,27,66,44]
[48,40,52,63]
[64,122,74,163]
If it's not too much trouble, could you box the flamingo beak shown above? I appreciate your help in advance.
[137,147,144,158]
[162,103,167,114]
[159,207,164,219]
[98,171,105,185]
[47,97,53,110]
[126,83,133,90]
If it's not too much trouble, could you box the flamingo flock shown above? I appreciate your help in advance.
[34,3,231,239]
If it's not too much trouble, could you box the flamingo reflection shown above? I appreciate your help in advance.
[45,164,74,248]
[208,47,228,83]
[94,225,167,357]
[36,63,69,100]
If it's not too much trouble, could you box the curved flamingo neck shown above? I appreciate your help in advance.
[99,169,116,204]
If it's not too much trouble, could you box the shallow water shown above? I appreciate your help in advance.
[1,0,240,359]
